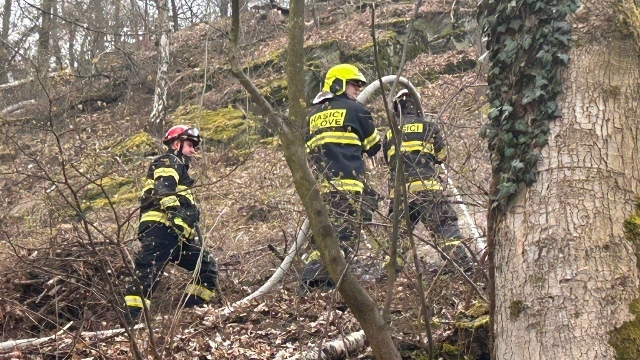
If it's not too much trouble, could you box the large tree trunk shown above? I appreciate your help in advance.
[492,1,640,359]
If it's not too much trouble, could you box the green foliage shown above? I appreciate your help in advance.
[464,300,489,318]
[81,176,138,211]
[171,105,254,145]
[111,131,159,160]
[478,0,579,210]
[441,343,460,355]
[610,197,640,358]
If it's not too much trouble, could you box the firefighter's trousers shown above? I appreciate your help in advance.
[125,223,219,307]
[389,189,470,266]
[300,191,362,289]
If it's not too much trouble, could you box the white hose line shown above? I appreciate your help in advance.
[440,163,485,249]
[357,75,422,113]
[200,219,310,322]
[240,218,310,303]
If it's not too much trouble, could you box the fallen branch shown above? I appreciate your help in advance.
[0,99,36,117]
[290,330,366,360]
[0,324,145,353]
[0,72,59,91]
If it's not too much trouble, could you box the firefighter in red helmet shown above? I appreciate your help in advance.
[123,125,219,324]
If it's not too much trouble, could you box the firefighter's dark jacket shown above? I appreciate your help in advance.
[383,113,447,193]
[305,94,381,193]
[138,149,199,238]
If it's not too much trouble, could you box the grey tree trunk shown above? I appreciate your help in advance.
[170,0,178,33]
[493,1,640,358]
[113,0,122,46]
[36,0,54,75]
[149,0,170,128]
[0,0,11,84]
[67,17,76,71]
[219,0,229,17]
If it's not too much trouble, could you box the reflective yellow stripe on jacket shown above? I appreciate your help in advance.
[176,185,195,203]
[154,167,179,183]
[125,295,151,308]
[362,131,381,151]
[407,179,442,192]
[160,196,180,208]
[320,179,364,193]
[306,132,361,152]
[185,284,214,301]
[140,211,170,225]
[386,141,435,159]
[140,211,195,239]
[389,179,443,198]
[141,181,195,204]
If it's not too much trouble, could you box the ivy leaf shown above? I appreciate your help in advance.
[555,34,569,45]
[556,53,569,64]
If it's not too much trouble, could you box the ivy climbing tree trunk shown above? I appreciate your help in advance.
[481,0,640,358]
[149,0,170,130]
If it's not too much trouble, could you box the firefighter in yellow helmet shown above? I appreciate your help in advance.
[123,125,219,324]
[300,64,381,294]
[382,90,472,275]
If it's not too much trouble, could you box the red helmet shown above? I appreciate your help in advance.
[162,125,201,147]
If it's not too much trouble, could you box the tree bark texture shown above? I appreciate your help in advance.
[149,0,170,127]
[493,1,640,359]
[36,0,54,74]
[0,0,11,84]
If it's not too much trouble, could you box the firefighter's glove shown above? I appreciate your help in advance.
[168,213,196,241]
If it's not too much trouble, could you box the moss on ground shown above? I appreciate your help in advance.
[111,131,158,159]
[81,176,138,211]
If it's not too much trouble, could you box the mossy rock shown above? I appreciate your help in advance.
[244,49,286,74]
[456,315,489,330]
[81,176,139,211]
[111,131,159,159]
[260,78,288,105]
[441,343,460,355]
[464,300,489,318]
[343,29,428,75]
[170,105,263,149]
[441,57,478,75]
[304,40,341,101]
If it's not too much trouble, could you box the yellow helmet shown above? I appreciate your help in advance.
[322,64,367,95]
